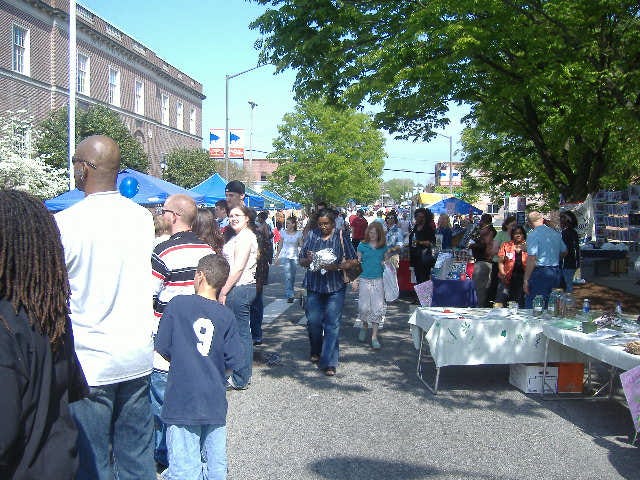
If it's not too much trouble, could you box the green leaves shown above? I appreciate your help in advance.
[251,0,640,203]
[36,105,149,173]
[266,99,385,206]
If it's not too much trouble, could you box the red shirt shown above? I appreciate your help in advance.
[350,216,368,240]
[498,241,528,284]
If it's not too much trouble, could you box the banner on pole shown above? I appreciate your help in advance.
[209,128,245,159]
[209,128,224,158]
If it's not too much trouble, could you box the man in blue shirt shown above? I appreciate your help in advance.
[299,210,358,376]
[155,254,243,480]
[523,211,567,309]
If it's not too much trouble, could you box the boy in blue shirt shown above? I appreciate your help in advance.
[155,254,243,480]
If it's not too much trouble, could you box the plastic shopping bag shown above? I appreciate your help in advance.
[383,263,399,302]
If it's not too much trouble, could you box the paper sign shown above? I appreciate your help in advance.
[620,364,640,432]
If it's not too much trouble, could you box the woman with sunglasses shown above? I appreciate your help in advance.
[219,205,258,390]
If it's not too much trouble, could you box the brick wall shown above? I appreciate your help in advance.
[0,0,204,175]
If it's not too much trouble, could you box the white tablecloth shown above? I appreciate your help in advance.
[542,322,640,372]
[408,307,582,368]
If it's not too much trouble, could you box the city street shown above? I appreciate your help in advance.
[226,263,639,480]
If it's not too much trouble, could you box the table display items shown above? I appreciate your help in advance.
[533,295,545,316]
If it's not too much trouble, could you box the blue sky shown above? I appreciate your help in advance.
[80,0,467,183]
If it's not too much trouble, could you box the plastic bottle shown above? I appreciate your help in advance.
[615,301,622,315]
[564,293,576,319]
[582,298,591,313]
[547,290,559,317]
[533,295,544,317]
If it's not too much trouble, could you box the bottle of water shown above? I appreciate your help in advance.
[547,290,559,317]
[615,301,622,315]
[533,295,544,317]
[565,293,576,318]
[582,298,590,314]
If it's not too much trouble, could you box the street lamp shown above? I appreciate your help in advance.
[224,64,267,179]
[435,132,453,196]
[248,100,258,175]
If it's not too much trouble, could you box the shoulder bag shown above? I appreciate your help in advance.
[339,229,362,283]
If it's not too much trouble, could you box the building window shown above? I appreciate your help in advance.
[108,67,120,107]
[189,108,196,134]
[160,94,169,125]
[77,53,90,95]
[135,80,144,115]
[12,25,30,75]
[176,101,183,130]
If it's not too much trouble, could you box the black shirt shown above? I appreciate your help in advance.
[0,299,88,480]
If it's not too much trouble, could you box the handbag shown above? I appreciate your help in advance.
[383,263,399,302]
[339,230,362,283]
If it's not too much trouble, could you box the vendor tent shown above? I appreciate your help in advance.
[45,168,203,211]
[189,173,271,209]
[428,197,483,216]
[189,173,227,205]
[261,189,301,209]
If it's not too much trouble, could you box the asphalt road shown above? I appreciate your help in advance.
[225,264,640,480]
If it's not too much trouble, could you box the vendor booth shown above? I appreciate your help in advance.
[45,168,203,211]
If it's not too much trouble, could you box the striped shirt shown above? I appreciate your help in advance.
[152,231,215,371]
[152,231,215,325]
[299,228,357,293]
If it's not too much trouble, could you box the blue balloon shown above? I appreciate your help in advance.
[119,177,139,199]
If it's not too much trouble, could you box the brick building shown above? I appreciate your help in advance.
[0,0,205,175]
[243,157,279,184]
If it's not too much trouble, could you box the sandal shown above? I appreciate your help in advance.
[310,354,320,363]
[371,338,381,349]
[324,367,336,376]
[358,328,367,342]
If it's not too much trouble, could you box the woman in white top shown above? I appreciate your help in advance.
[275,216,303,302]
[220,205,258,390]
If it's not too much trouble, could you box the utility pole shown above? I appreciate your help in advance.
[248,100,258,178]
[224,64,267,179]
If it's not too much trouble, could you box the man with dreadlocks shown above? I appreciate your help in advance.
[0,189,88,479]
[55,135,156,480]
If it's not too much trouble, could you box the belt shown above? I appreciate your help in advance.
[534,265,559,269]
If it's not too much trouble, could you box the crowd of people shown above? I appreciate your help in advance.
[0,134,582,479]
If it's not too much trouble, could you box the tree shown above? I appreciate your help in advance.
[250,1,640,203]
[266,99,386,207]
[0,110,67,199]
[383,178,414,204]
[36,105,149,172]
[163,148,253,189]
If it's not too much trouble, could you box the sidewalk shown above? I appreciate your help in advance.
[224,264,640,480]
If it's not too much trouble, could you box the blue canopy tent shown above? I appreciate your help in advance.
[189,173,277,210]
[45,168,204,211]
[261,189,301,209]
[428,197,483,216]
[188,173,227,205]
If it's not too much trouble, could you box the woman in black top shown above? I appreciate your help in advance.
[560,210,580,293]
[409,208,437,284]
[0,190,88,480]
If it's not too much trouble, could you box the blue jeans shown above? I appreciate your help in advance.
[250,289,264,342]
[165,424,227,480]
[283,258,297,299]
[71,375,155,480]
[305,287,346,369]
[562,268,576,293]
[150,369,168,467]
[525,266,560,309]
[225,283,256,388]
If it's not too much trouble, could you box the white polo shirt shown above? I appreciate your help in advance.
[55,191,155,386]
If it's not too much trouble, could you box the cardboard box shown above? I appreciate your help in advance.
[551,362,584,393]
[509,364,558,394]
